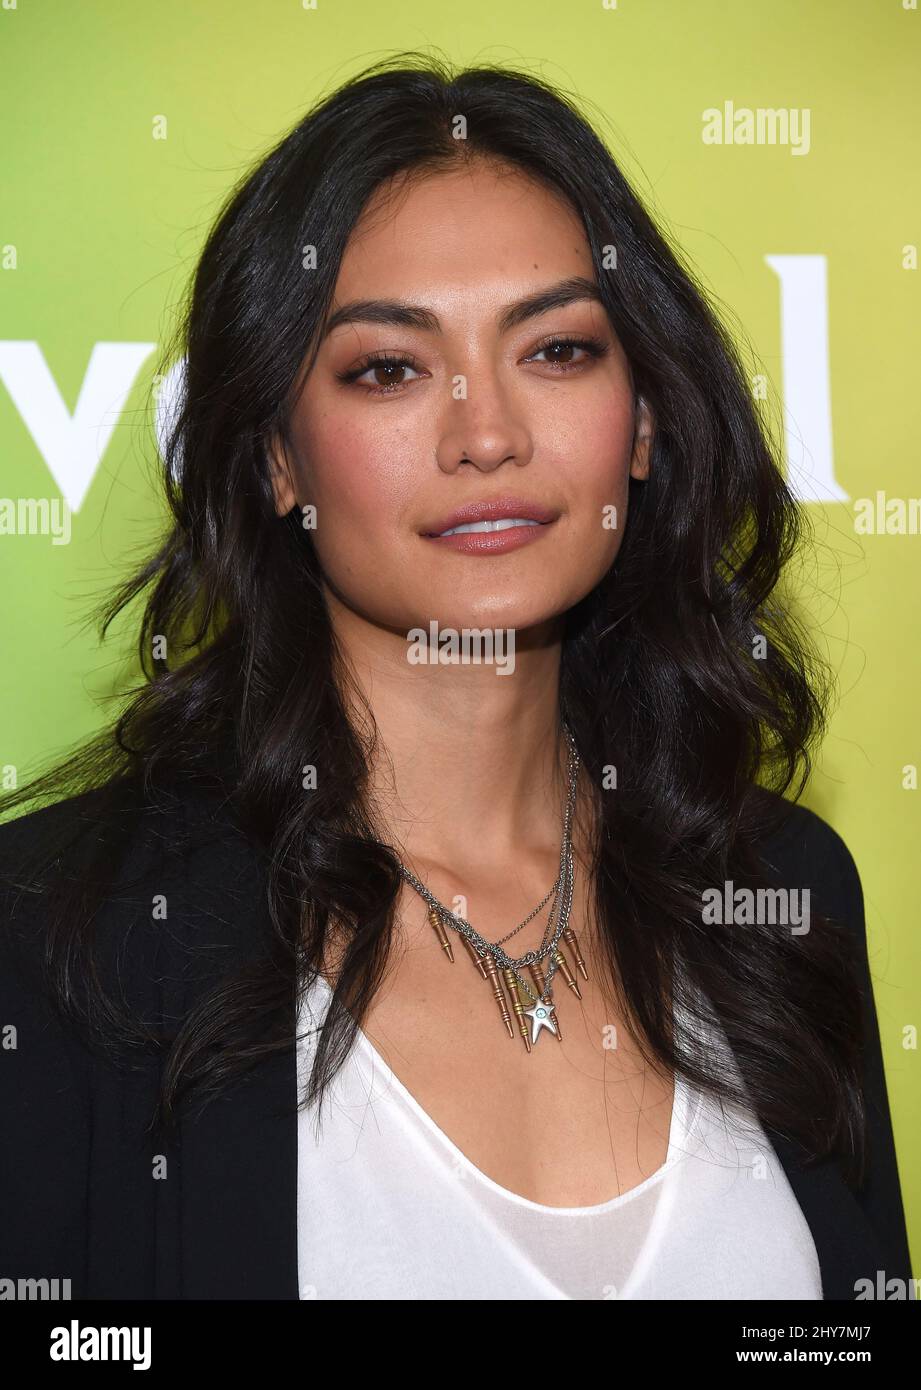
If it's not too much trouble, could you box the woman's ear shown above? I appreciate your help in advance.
[630,395,654,481]
[267,433,298,516]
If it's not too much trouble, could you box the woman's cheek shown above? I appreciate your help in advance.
[306,422,387,519]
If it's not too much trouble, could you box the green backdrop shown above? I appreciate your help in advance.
[1,0,918,1279]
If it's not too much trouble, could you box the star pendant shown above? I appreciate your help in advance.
[524,995,559,1045]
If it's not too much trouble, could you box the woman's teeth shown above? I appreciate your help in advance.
[438,518,541,537]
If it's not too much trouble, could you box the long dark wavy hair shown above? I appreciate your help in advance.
[1,53,866,1181]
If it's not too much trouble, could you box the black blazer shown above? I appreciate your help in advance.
[0,781,913,1300]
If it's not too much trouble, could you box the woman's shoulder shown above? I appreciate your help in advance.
[749,783,857,860]
[0,773,268,1010]
[747,786,865,931]
[0,772,253,890]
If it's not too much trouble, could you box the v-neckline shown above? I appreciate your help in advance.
[299,970,700,1215]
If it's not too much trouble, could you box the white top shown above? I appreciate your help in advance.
[296,972,822,1300]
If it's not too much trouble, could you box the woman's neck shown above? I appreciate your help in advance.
[327,593,579,873]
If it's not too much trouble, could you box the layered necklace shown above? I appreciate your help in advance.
[396,724,589,1051]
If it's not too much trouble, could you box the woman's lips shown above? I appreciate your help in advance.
[421,518,557,554]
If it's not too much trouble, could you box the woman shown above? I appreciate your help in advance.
[0,54,912,1301]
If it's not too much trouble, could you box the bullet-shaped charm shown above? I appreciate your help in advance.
[562,927,588,981]
[554,946,582,999]
[427,906,454,963]
[503,969,532,1053]
[460,933,489,979]
[482,954,514,1038]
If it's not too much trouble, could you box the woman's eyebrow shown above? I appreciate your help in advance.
[322,275,605,338]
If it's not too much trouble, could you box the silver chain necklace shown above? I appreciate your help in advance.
[396,725,589,1050]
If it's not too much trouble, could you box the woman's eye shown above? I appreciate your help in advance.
[341,355,424,394]
[527,336,607,369]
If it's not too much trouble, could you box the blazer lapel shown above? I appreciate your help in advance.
[179,1030,300,1299]
[154,787,299,1299]
[768,1128,889,1299]
[162,789,300,1299]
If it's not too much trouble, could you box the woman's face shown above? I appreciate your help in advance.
[270,160,652,635]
